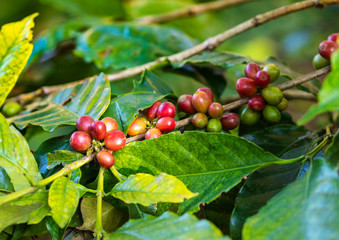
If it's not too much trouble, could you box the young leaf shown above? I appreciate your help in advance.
[0,114,42,191]
[0,190,50,232]
[47,150,83,170]
[0,13,38,107]
[104,212,226,240]
[243,158,339,240]
[110,173,197,206]
[298,51,339,125]
[114,131,295,214]
[75,24,195,70]
[0,166,14,192]
[48,177,81,228]
[79,197,127,232]
[102,92,165,133]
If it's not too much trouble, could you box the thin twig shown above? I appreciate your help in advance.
[137,0,251,25]
[10,0,338,105]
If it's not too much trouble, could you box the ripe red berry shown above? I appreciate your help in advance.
[156,117,175,133]
[220,113,240,130]
[177,94,196,114]
[318,40,338,60]
[147,101,162,121]
[208,102,223,118]
[248,95,266,112]
[245,62,261,80]
[104,130,126,151]
[255,70,270,88]
[145,128,162,139]
[90,120,107,140]
[102,117,118,132]
[128,118,147,136]
[192,91,212,113]
[197,87,214,102]
[236,78,257,98]
[76,115,94,133]
[70,131,92,153]
[328,33,339,43]
[96,150,115,168]
[157,102,176,119]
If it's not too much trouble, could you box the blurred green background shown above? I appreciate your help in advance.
[1,0,338,129]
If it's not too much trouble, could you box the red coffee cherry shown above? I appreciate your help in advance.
[208,102,223,118]
[70,131,92,153]
[255,70,270,88]
[128,118,147,136]
[192,91,212,113]
[102,117,118,132]
[177,94,196,114]
[328,33,339,43]
[318,40,338,60]
[197,87,214,102]
[145,128,162,139]
[192,113,208,129]
[90,120,107,140]
[104,130,126,151]
[248,94,266,112]
[156,117,175,133]
[245,62,261,80]
[76,115,94,134]
[157,102,176,119]
[96,150,115,168]
[220,113,240,130]
[147,101,162,121]
[236,78,257,98]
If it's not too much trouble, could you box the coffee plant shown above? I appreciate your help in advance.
[0,0,339,239]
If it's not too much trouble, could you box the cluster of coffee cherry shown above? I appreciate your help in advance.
[236,62,287,125]
[127,101,177,139]
[177,87,240,132]
[313,32,338,69]
[70,116,126,168]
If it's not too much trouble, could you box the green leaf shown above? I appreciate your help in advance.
[102,92,165,134]
[48,177,80,228]
[325,130,339,167]
[133,69,173,94]
[114,131,292,214]
[75,24,195,70]
[11,74,110,132]
[41,0,125,17]
[241,124,310,157]
[47,150,83,170]
[79,197,127,232]
[12,190,50,225]
[0,167,14,192]
[0,114,42,191]
[111,173,197,206]
[298,51,339,125]
[230,163,303,240]
[0,13,38,107]
[243,158,339,240]
[46,216,66,240]
[0,190,50,232]
[104,212,225,240]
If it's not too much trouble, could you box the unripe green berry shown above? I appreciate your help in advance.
[2,102,22,117]
[262,86,283,105]
[276,98,288,111]
[312,54,330,69]
[240,105,260,126]
[206,118,222,132]
[263,64,280,83]
[263,105,281,123]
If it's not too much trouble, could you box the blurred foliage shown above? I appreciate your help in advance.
[1,0,338,97]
